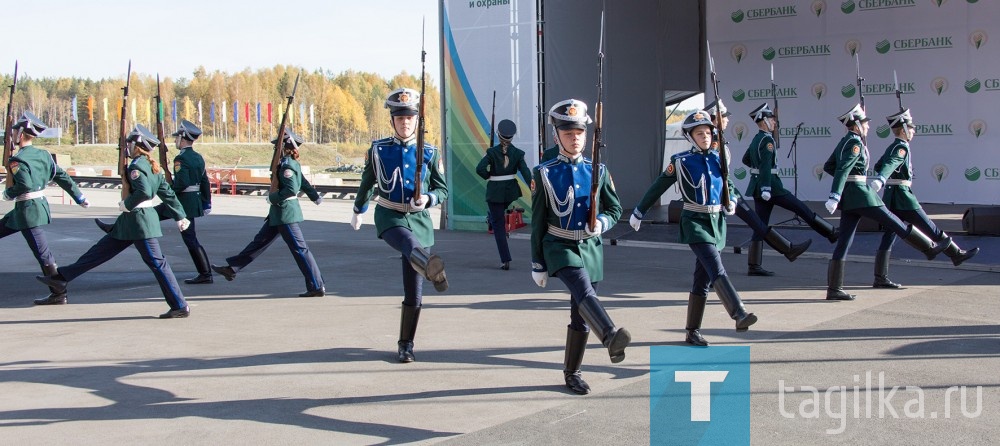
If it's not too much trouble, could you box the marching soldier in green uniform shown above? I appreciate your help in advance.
[211,129,326,297]
[742,103,837,275]
[96,119,213,284]
[532,99,630,395]
[631,111,757,347]
[476,119,532,270]
[36,125,192,318]
[704,100,811,275]
[822,104,949,300]
[868,109,978,288]
[351,88,449,363]
[2,112,90,305]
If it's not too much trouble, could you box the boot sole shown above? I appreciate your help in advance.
[735,314,758,332]
[426,256,448,292]
[826,292,856,301]
[607,328,631,363]
[952,248,979,266]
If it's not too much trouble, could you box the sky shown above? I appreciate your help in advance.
[8,0,441,81]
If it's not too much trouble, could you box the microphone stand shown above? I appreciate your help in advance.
[775,122,806,226]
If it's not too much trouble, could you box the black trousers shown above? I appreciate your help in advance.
[382,226,425,307]
[689,242,728,297]
[878,207,944,251]
[226,221,324,293]
[832,206,909,260]
[752,193,817,241]
[487,201,513,263]
[554,267,600,333]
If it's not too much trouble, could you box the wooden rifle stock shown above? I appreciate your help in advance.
[588,8,606,232]
[117,61,132,199]
[155,74,172,184]
[3,61,16,189]
[413,20,427,203]
[708,42,731,208]
[269,71,301,193]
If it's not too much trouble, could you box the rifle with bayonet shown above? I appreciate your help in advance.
[3,61,17,189]
[489,90,496,148]
[117,61,133,199]
[155,74,172,184]
[413,19,428,204]
[770,63,781,149]
[707,42,732,208]
[269,70,301,193]
[893,70,908,136]
[855,53,867,147]
[587,9,607,231]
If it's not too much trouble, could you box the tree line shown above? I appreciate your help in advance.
[0,65,441,147]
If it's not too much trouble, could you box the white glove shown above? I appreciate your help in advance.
[350,213,362,230]
[585,218,604,236]
[761,191,772,201]
[725,201,736,216]
[629,214,642,231]
[177,218,191,232]
[824,199,839,215]
[313,196,323,206]
[869,178,884,193]
[532,271,548,288]
[203,208,212,216]
[409,194,430,211]
[78,196,90,208]
[118,201,129,212]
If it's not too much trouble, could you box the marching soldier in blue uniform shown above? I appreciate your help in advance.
[36,125,192,318]
[351,88,449,363]
[631,111,758,347]
[96,119,214,284]
[869,109,978,288]
[3,112,90,305]
[211,129,325,297]
[476,119,532,270]
[741,103,838,275]
[704,100,811,274]
[823,104,949,300]
[532,99,630,395]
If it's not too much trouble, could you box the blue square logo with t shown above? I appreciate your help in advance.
[650,346,750,446]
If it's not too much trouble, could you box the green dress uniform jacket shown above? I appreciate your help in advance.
[3,145,84,230]
[541,146,560,163]
[354,138,449,248]
[824,132,882,211]
[530,155,622,282]
[874,138,920,211]
[742,130,789,198]
[634,148,729,249]
[110,157,186,241]
[476,143,532,204]
[171,147,212,218]
[267,156,320,226]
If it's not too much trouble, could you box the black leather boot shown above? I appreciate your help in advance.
[94,218,113,234]
[763,228,812,262]
[563,327,591,395]
[211,264,237,281]
[713,275,757,331]
[873,250,901,289]
[685,293,709,347]
[902,225,950,260]
[940,233,979,266]
[409,247,448,292]
[747,241,775,276]
[826,259,856,300]
[577,294,630,363]
[809,213,839,243]
[184,246,214,284]
[34,264,68,305]
[397,304,421,363]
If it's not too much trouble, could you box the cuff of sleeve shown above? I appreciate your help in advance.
[74,195,85,204]
[428,193,439,208]
[876,175,886,183]
[354,204,369,214]
[531,261,546,272]
[2,190,12,201]
[829,193,841,201]
[762,186,772,192]
[632,208,644,219]
[597,215,611,233]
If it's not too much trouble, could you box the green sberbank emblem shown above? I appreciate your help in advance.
[731,44,747,63]
[734,167,747,180]
[876,40,891,54]
[841,0,856,14]
[812,0,826,16]
[964,166,980,181]
[812,83,827,100]
[969,120,986,138]
[762,47,776,60]
[931,77,948,95]
[965,78,981,93]
[732,89,747,102]
[841,84,857,98]
[733,123,747,141]
[876,125,891,138]
[732,9,745,22]
[970,30,987,49]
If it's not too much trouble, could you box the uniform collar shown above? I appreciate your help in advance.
[557,153,584,164]
[393,135,416,146]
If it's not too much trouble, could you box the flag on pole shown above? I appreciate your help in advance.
[244,102,249,123]
[299,103,306,128]
[222,101,227,123]
[158,99,165,121]
[172,99,178,123]
[102,97,108,121]
[72,96,78,122]
[131,98,137,123]
[185,97,193,120]
[145,99,151,124]
[278,104,283,123]
[198,100,203,124]
[233,100,238,123]
[267,102,272,124]
[116,100,123,120]
[256,102,261,123]
[87,96,94,121]
[309,104,315,124]
[289,103,294,124]
[210,101,215,122]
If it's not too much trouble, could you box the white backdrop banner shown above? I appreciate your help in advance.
[708,0,999,205]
